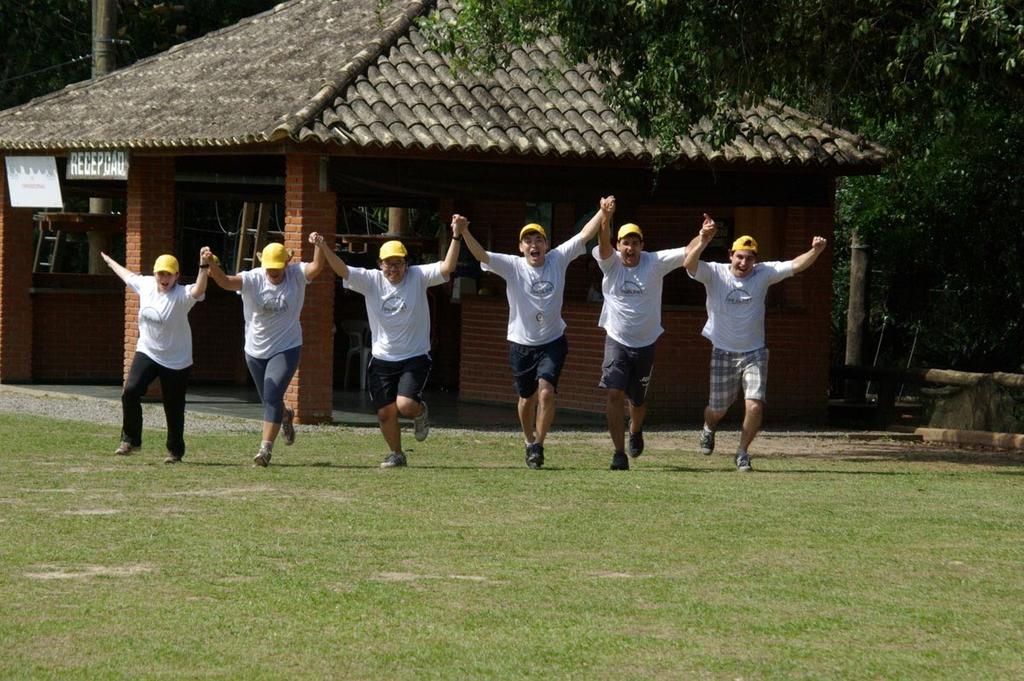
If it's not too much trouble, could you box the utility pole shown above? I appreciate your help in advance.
[87,0,117,273]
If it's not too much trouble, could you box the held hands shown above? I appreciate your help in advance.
[811,236,827,252]
[199,246,214,266]
[308,232,325,246]
[600,195,616,218]
[451,214,468,238]
[700,213,717,243]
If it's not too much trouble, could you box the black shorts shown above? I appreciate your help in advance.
[367,354,431,410]
[598,336,655,406]
[508,335,569,398]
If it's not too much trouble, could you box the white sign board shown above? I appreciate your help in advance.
[67,150,129,180]
[4,156,63,208]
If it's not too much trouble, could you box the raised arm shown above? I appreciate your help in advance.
[440,214,466,277]
[309,232,349,279]
[192,247,214,299]
[683,213,717,276]
[204,247,243,291]
[578,194,615,243]
[100,251,135,284]
[790,236,828,274]
[460,220,490,265]
[304,235,328,281]
[597,196,616,260]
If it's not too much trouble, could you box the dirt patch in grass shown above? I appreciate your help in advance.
[156,484,278,498]
[61,508,121,516]
[25,563,154,580]
[373,571,497,583]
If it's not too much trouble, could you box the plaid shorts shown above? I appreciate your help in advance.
[708,347,769,411]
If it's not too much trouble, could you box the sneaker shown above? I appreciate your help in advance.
[114,441,138,456]
[281,407,296,446]
[610,450,629,470]
[699,427,715,456]
[413,402,429,442]
[381,451,407,468]
[735,452,753,472]
[525,442,545,469]
[627,430,644,458]
[253,445,272,467]
[164,452,183,464]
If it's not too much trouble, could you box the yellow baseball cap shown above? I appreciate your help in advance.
[379,240,408,260]
[731,235,758,253]
[519,223,547,240]
[617,223,643,240]
[152,254,179,274]
[260,242,290,269]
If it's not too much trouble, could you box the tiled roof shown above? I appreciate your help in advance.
[0,0,886,170]
[0,0,431,150]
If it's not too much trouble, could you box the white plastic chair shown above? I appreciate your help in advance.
[340,319,371,390]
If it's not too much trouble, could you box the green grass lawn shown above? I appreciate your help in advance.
[1,412,1022,679]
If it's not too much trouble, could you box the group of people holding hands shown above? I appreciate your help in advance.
[104,194,827,473]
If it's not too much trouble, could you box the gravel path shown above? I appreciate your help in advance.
[0,384,256,433]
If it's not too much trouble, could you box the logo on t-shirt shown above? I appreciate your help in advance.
[530,280,555,296]
[382,296,407,315]
[725,288,753,305]
[139,306,165,325]
[620,281,644,296]
[260,294,288,313]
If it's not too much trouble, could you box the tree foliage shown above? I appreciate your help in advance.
[424,1,1024,371]
[1,0,278,112]
[420,0,1023,151]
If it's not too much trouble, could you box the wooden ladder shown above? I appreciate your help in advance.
[234,202,283,272]
[33,227,64,272]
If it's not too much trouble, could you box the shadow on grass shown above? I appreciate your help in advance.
[837,451,1024,467]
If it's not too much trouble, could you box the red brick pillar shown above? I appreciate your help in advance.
[124,156,176,380]
[284,153,336,423]
[0,157,35,381]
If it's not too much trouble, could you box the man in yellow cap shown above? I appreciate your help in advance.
[684,222,828,471]
[593,200,714,470]
[459,197,611,469]
[205,240,327,466]
[100,249,210,463]
[309,219,463,468]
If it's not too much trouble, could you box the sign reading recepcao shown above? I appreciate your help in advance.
[67,150,129,180]
[4,156,63,208]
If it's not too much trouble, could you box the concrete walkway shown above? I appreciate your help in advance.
[17,383,606,430]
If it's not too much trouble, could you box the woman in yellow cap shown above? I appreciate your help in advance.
[204,241,326,466]
[100,249,211,462]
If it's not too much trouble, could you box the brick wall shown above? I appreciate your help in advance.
[459,204,835,425]
[124,156,176,379]
[0,157,35,381]
[31,274,124,381]
[284,153,336,423]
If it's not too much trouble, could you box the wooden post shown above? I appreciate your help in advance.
[844,230,869,402]
[87,0,118,273]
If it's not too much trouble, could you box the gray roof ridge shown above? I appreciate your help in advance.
[268,0,437,142]
[0,0,301,124]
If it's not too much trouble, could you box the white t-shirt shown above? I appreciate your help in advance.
[482,233,586,346]
[239,262,310,358]
[343,263,447,361]
[594,246,686,348]
[691,260,794,352]
[127,275,203,370]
